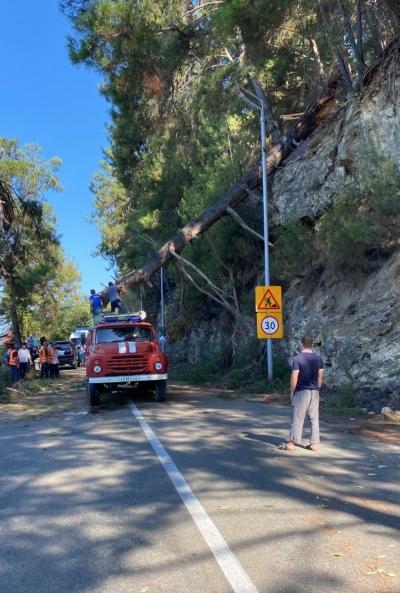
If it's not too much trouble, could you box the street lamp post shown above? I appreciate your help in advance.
[159,266,165,352]
[133,227,165,351]
[240,88,273,380]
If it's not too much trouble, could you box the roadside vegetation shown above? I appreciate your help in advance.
[272,149,400,284]
[169,339,292,395]
[0,137,92,343]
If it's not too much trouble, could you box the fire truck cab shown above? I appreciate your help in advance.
[85,311,168,405]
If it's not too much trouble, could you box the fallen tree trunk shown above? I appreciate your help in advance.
[102,75,339,298]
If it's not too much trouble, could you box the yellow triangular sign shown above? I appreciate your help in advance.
[257,288,281,311]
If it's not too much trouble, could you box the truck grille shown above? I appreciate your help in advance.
[106,355,148,375]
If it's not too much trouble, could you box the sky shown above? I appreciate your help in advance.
[0,1,114,296]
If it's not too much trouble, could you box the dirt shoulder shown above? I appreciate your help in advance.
[0,368,88,424]
[1,373,399,444]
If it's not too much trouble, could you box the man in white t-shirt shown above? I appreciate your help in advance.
[18,343,32,379]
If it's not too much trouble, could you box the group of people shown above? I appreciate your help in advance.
[2,342,33,381]
[89,281,126,325]
[1,332,63,382]
[1,323,324,449]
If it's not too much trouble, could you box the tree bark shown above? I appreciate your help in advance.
[385,0,400,19]
[318,1,354,93]
[337,0,367,75]
[102,76,339,297]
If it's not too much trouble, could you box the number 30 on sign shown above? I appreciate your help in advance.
[257,313,283,339]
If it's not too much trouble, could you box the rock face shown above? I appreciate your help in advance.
[272,51,400,409]
[167,49,400,410]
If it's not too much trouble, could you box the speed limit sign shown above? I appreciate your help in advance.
[257,313,283,339]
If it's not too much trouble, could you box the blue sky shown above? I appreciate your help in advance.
[0,1,114,296]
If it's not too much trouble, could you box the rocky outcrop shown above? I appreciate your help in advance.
[167,47,400,410]
[272,49,400,408]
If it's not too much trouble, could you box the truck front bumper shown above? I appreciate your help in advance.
[88,374,167,384]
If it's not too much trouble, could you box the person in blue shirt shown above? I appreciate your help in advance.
[279,334,324,452]
[89,289,103,326]
[2,347,13,382]
[2,346,12,367]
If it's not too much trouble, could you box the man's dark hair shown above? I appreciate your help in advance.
[90,289,95,294]
[301,334,313,349]
[108,281,113,286]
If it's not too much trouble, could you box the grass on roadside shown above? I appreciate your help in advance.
[169,349,292,397]
[381,413,400,423]
[320,382,364,415]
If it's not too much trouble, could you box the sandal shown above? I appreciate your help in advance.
[278,442,296,451]
[306,444,318,451]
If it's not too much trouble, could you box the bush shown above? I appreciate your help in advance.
[271,220,316,281]
[0,366,13,403]
[321,382,360,413]
[319,149,400,270]
[271,148,400,282]
[172,341,291,395]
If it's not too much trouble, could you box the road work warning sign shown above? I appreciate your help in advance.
[255,286,282,312]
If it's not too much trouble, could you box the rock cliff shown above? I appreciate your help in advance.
[273,47,400,409]
[168,47,400,410]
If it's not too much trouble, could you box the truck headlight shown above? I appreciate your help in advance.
[94,365,102,373]
[155,361,163,371]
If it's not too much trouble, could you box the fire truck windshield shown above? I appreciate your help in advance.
[96,326,154,343]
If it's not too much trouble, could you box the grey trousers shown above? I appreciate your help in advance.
[289,389,320,444]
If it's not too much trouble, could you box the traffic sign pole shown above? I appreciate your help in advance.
[260,102,273,381]
[240,88,273,380]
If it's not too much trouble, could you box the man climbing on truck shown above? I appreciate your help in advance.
[106,281,127,314]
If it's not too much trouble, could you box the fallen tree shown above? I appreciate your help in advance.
[100,75,339,300]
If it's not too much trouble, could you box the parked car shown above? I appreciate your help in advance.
[69,327,91,349]
[53,341,77,369]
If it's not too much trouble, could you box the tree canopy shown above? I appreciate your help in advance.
[60,0,400,336]
[0,137,91,342]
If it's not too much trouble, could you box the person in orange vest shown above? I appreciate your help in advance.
[49,343,60,378]
[9,344,20,382]
[39,342,52,379]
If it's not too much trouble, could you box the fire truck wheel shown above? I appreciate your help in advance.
[87,382,100,406]
[155,380,166,402]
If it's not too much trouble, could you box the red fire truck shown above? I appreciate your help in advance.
[85,311,168,405]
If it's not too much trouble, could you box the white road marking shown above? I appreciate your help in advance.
[128,401,259,593]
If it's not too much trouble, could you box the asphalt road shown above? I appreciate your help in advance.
[0,382,399,593]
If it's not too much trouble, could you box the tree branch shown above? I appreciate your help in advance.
[169,247,239,317]
[226,206,274,246]
[204,230,240,313]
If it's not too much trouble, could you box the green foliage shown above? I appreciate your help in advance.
[60,1,400,336]
[0,366,13,402]
[271,220,316,282]
[21,255,92,340]
[0,137,64,339]
[215,391,234,400]
[271,149,400,283]
[0,137,90,340]
[170,337,291,395]
[321,382,361,414]
[318,149,400,271]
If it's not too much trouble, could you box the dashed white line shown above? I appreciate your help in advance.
[128,400,259,593]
